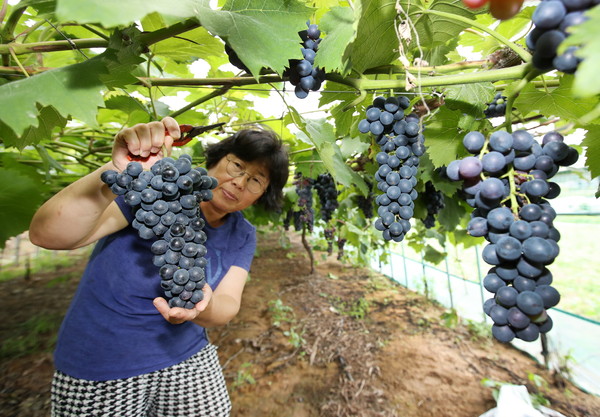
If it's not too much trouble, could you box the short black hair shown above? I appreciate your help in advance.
[204,127,289,212]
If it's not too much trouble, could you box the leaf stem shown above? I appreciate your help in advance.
[500,66,544,132]
[419,9,531,63]
[169,85,232,118]
[8,46,28,77]
[0,0,9,26]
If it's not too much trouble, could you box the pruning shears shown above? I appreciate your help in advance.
[127,122,225,162]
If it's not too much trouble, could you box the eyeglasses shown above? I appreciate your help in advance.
[225,156,268,194]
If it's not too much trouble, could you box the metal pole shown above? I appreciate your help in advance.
[474,245,487,321]
[401,243,409,288]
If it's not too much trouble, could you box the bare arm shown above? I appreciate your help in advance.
[28,118,180,250]
[153,266,249,326]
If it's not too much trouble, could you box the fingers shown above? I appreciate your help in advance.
[153,297,200,325]
[112,118,180,169]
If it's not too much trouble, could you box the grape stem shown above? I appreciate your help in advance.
[500,66,545,132]
[418,9,531,62]
[506,166,521,216]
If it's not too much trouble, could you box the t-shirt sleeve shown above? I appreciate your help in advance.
[232,221,257,272]
[114,195,135,223]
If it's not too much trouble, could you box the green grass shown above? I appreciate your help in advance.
[0,247,91,282]
[0,313,64,359]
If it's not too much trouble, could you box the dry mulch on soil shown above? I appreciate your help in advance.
[1,231,599,417]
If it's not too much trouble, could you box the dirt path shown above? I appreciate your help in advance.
[1,231,599,417]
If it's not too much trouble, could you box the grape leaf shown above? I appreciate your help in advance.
[315,6,358,74]
[100,27,146,89]
[196,0,313,77]
[0,58,106,138]
[582,125,600,179]
[423,107,463,168]
[0,168,46,248]
[150,26,223,63]
[55,0,202,27]
[0,106,67,150]
[406,0,478,49]
[342,0,398,74]
[339,135,369,160]
[444,82,495,114]
[299,118,368,195]
[513,76,599,121]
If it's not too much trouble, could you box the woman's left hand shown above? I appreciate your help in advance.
[153,284,213,325]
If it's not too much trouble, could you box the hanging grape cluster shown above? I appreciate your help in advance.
[101,156,217,309]
[358,95,426,242]
[484,92,508,118]
[286,21,326,99]
[314,173,339,223]
[527,0,598,73]
[356,179,375,219]
[421,181,445,229]
[447,129,579,343]
[291,172,315,232]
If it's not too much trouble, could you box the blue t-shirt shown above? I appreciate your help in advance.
[53,196,256,381]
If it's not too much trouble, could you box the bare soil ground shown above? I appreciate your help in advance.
[1,231,599,417]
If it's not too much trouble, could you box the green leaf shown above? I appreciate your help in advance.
[513,76,599,121]
[423,107,464,168]
[100,27,146,89]
[55,0,202,27]
[407,0,478,49]
[339,135,370,159]
[150,26,224,62]
[444,83,495,115]
[0,168,46,248]
[582,125,600,179]
[299,118,368,195]
[561,6,600,98]
[342,0,398,74]
[315,6,357,74]
[437,195,467,232]
[0,106,67,150]
[0,58,106,138]
[196,0,313,77]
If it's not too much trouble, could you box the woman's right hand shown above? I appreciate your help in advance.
[112,117,181,171]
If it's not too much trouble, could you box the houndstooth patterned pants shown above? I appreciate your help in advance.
[51,344,231,417]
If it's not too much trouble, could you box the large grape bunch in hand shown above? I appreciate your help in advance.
[101,155,217,309]
[447,128,579,343]
[463,0,524,20]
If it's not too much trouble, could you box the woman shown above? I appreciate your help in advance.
[29,117,289,416]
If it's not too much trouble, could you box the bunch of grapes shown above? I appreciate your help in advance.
[358,95,426,242]
[314,173,339,222]
[101,156,217,309]
[526,0,598,73]
[421,181,445,229]
[337,238,347,261]
[484,92,508,118]
[447,129,579,343]
[292,172,315,232]
[324,226,335,255]
[286,21,326,99]
[356,179,375,219]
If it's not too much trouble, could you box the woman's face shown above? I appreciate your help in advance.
[206,153,270,215]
